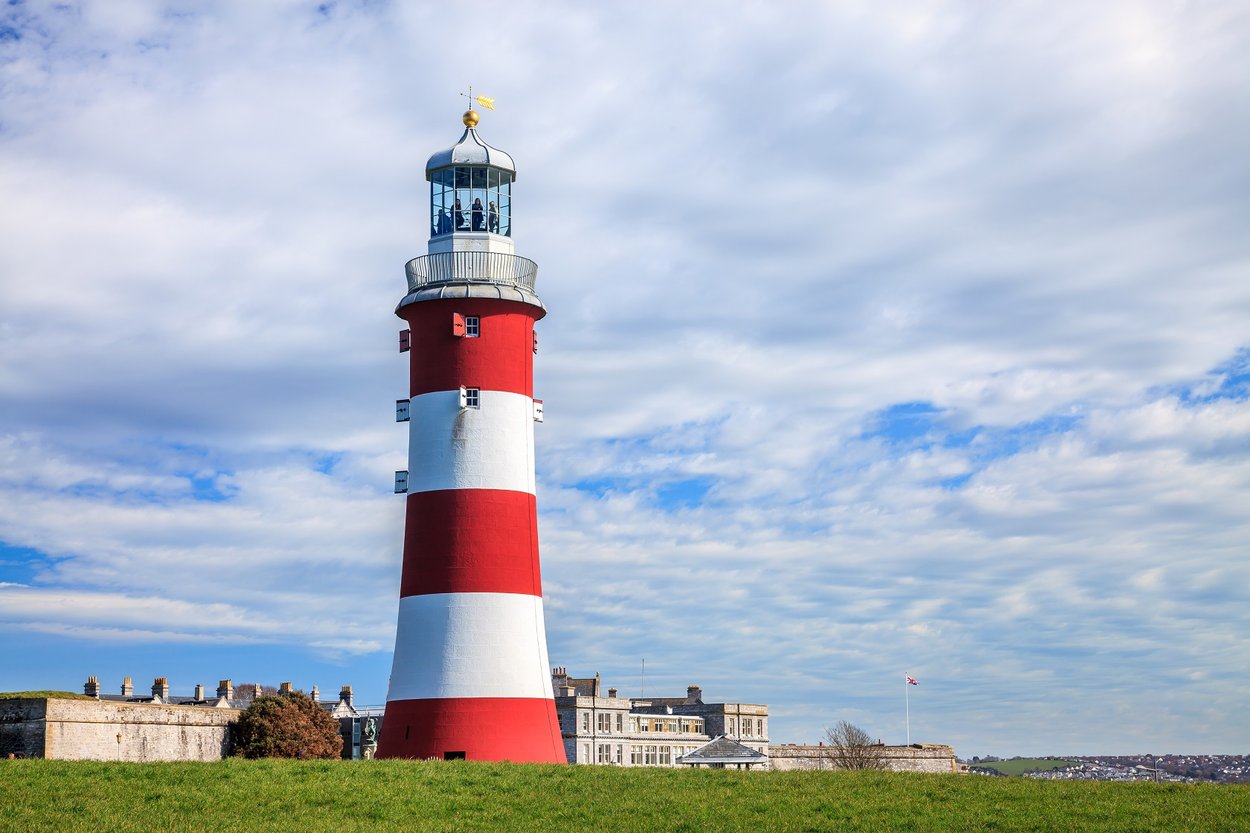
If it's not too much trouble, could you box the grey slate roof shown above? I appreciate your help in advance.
[678,735,769,766]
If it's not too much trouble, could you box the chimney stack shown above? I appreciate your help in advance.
[686,685,702,704]
[121,676,134,697]
[247,683,263,699]
[310,685,320,702]
[152,677,170,701]
[217,679,233,700]
[194,683,205,701]
[608,688,618,698]
[279,682,294,695]
[84,676,100,698]
[339,685,354,708]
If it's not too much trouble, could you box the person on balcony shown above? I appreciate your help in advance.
[471,198,485,231]
[488,201,500,233]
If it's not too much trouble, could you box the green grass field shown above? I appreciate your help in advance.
[2,759,1247,833]
[972,758,1079,776]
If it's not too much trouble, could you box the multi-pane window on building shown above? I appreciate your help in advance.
[631,745,643,765]
[659,746,673,765]
[743,720,753,737]
[644,745,658,765]
[597,713,611,732]
[430,166,512,237]
[615,745,624,764]
[757,718,764,736]
[582,743,590,762]
[615,713,623,732]
[597,744,612,764]
[581,712,590,732]
[628,717,639,732]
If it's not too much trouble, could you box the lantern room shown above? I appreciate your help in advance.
[426,110,517,248]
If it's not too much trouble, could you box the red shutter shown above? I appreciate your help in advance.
[399,329,411,352]
[452,313,466,337]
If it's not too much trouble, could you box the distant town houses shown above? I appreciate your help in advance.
[968,755,1250,784]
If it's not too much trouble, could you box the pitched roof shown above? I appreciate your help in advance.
[678,735,769,765]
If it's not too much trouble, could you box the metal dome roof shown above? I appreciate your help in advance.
[425,127,517,178]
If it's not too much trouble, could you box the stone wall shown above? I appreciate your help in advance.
[1,697,240,761]
[769,743,959,774]
[0,699,48,758]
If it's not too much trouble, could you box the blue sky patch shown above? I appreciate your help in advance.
[1174,348,1250,406]
[0,542,54,585]
[656,476,713,510]
[863,401,946,449]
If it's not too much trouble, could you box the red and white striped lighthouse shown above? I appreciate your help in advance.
[376,108,565,763]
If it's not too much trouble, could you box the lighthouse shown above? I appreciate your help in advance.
[376,107,565,763]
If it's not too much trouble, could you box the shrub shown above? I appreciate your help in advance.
[231,691,343,759]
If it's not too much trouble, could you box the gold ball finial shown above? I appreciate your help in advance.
[463,109,479,127]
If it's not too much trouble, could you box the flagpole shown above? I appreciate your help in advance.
[905,675,911,745]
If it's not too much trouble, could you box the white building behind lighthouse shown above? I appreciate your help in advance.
[376,107,564,762]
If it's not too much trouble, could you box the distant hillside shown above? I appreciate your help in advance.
[971,758,1078,776]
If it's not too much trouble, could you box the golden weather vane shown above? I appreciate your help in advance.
[460,85,496,114]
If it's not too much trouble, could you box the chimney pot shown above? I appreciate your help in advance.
[121,676,134,697]
[217,679,233,700]
[84,676,100,698]
[339,685,354,708]
[152,677,170,701]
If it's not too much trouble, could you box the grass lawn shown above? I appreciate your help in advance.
[2,759,1247,833]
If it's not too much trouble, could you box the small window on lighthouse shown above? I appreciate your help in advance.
[394,471,409,494]
[460,387,480,409]
[395,400,410,422]
[464,316,480,337]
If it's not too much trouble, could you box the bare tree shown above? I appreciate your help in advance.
[823,720,887,770]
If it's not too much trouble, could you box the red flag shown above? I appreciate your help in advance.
[906,675,919,686]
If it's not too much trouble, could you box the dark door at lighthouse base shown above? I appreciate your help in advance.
[444,751,466,760]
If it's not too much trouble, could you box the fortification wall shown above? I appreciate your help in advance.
[0,699,48,758]
[769,743,959,773]
[1,698,241,761]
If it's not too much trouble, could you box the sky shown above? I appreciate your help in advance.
[1,0,1247,758]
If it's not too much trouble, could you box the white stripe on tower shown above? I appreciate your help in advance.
[387,593,556,701]
[404,389,536,495]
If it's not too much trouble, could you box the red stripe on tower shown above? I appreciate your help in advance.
[376,106,565,763]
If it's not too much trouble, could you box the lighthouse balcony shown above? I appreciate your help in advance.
[405,251,538,294]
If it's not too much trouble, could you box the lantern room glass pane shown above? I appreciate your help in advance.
[430,166,513,236]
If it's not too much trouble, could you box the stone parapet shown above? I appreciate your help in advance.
[769,743,960,773]
[1,697,241,761]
